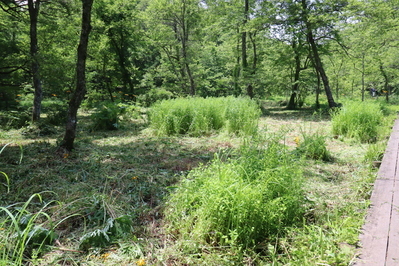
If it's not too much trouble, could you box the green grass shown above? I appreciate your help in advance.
[165,139,306,252]
[331,100,385,143]
[0,97,396,265]
[148,96,261,136]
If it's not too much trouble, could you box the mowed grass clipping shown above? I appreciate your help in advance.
[165,139,306,250]
[148,96,261,136]
[331,100,385,143]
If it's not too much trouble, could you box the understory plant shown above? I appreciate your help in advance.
[331,100,384,143]
[0,193,58,265]
[295,131,332,161]
[90,101,141,130]
[148,96,261,136]
[165,138,306,253]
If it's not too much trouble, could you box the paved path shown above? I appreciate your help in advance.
[355,119,399,265]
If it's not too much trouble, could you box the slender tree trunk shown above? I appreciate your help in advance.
[242,0,251,97]
[28,0,42,122]
[61,0,94,151]
[287,40,301,110]
[361,54,365,101]
[315,68,320,109]
[301,0,337,108]
[379,64,389,102]
[233,26,240,96]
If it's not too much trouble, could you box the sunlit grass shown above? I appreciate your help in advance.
[0,97,396,265]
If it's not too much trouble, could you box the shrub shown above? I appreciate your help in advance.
[331,100,384,143]
[90,101,141,131]
[149,96,260,136]
[165,139,306,250]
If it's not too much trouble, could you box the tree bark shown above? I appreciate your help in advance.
[28,0,42,122]
[60,0,94,151]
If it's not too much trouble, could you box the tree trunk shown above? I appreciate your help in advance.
[301,0,337,108]
[287,40,301,110]
[28,0,42,122]
[60,0,94,151]
[379,64,389,102]
[315,68,320,109]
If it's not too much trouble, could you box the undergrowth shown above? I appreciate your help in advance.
[331,100,385,143]
[165,138,307,257]
[1,98,396,265]
[149,96,261,136]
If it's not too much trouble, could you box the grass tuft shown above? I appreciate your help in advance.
[331,100,384,143]
[165,138,306,252]
[148,96,261,136]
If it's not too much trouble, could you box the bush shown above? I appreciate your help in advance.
[90,101,141,131]
[165,139,306,250]
[331,100,384,143]
[148,96,260,136]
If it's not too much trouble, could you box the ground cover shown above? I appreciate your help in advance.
[0,98,398,265]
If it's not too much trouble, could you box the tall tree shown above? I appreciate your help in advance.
[61,0,94,151]
[28,0,43,122]
[300,0,338,108]
[146,0,201,95]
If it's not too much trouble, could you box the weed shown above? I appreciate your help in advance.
[331,100,384,143]
[149,96,260,136]
[295,131,332,161]
[165,138,306,253]
[0,193,58,265]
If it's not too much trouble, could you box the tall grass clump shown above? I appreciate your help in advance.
[148,96,260,136]
[331,100,384,143]
[0,193,58,265]
[295,131,332,161]
[165,138,306,251]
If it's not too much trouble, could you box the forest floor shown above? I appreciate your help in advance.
[0,100,395,265]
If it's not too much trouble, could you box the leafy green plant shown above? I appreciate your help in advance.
[331,100,384,143]
[90,101,141,131]
[149,96,260,136]
[165,138,306,251]
[0,193,58,265]
[295,131,332,161]
[79,215,133,251]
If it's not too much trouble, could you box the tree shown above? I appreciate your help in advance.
[145,0,202,95]
[60,0,94,151]
[28,0,43,122]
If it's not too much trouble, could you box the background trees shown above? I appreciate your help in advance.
[1,0,399,129]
